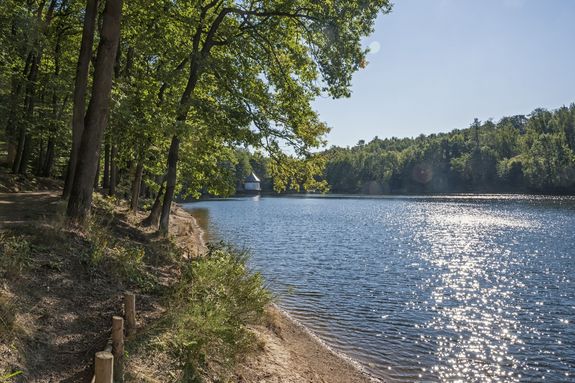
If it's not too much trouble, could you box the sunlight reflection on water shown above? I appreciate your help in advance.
[185,195,575,382]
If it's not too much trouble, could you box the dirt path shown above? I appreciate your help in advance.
[0,192,63,229]
[1,192,116,382]
[0,192,166,382]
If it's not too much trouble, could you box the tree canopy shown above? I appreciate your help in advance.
[0,0,392,232]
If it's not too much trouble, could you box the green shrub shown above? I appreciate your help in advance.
[110,245,156,291]
[0,234,32,275]
[79,218,110,267]
[167,244,271,382]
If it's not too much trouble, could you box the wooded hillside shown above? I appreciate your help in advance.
[322,106,575,194]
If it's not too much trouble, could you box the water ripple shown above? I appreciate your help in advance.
[186,195,575,382]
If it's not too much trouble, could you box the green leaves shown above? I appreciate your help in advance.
[322,104,575,194]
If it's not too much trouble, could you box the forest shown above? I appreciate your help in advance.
[232,105,575,195]
[321,106,575,194]
[0,0,390,232]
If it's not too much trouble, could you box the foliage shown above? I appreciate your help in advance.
[1,0,392,214]
[322,104,575,194]
[163,243,271,382]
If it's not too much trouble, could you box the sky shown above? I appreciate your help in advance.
[314,0,575,147]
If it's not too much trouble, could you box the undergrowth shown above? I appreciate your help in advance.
[0,295,17,339]
[1,193,271,381]
[136,243,271,383]
[79,196,158,291]
[0,233,32,276]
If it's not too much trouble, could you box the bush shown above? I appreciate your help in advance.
[109,245,156,292]
[166,244,271,382]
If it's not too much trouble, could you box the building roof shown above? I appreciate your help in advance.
[245,172,260,183]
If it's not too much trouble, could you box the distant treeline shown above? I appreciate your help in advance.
[320,105,575,195]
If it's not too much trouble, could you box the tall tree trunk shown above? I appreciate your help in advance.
[142,179,165,227]
[109,144,117,196]
[6,73,24,165]
[13,50,40,174]
[94,153,101,189]
[8,0,56,170]
[36,137,45,175]
[5,24,30,165]
[103,143,110,189]
[12,129,25,173]
[66,0,122,223]
[62,0,99,199]
[42,137,55,177]
[130,158,144,212]
[16,0,54,174]
[159,136,179,233]
[157,38,210,233]
[18,134,32,174]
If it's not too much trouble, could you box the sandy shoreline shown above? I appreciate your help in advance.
[174,203,381,383]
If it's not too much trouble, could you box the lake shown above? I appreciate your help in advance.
[184,195,575,382]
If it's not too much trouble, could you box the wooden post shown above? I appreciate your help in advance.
[112,316,124,382]
[94,351,113,383]
[124,292,136,336]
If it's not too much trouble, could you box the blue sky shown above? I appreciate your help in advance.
[314,0,575,147]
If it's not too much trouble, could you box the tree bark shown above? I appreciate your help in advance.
[36,138,45,175]
[109,144,118,196]
[94,153,101,189]
[66,0,122,223]
[103,143,110,189]
[12,129,26,173]
[159,136,179,233]
[130,158,144,212]
[142,179,165,227]
[18,134,32,175]
[42,137,55,177]
[62,0,99,199]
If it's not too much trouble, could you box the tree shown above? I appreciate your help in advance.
[145,0,391,233]
[62,0,99,199]
[66,0,123,223]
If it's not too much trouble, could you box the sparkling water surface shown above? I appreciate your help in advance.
[184,195,575,382]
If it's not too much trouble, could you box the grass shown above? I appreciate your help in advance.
[129,243,272,383]
[0,233,32,277]
[0,295,17,338]
[0,192,272,381]
[73,197,160,292]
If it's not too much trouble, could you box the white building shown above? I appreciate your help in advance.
[244,172,261,191]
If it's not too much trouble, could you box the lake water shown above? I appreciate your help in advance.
[184,195,575,382]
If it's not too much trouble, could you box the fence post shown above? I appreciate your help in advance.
[124,292,136,336]
[112,315,125,382]
[94,351,113,383]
